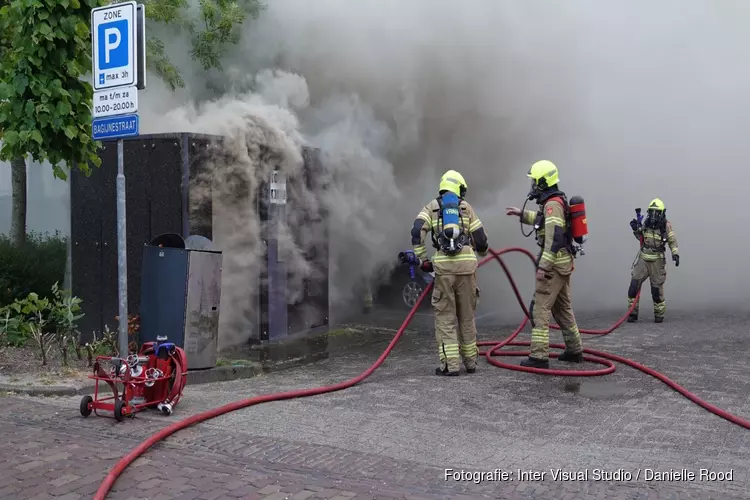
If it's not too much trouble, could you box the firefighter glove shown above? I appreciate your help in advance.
[672,254,679,267]
[420,259,434,273]
[629,218,639,231]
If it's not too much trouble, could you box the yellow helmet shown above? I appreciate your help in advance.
[645,198,667,228]
[439,170,467,197]
[648,198,665,211]
[527,160,559,189]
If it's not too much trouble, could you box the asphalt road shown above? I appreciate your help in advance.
[1,307,748,499]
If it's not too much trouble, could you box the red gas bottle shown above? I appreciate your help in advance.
[568,196,588,244]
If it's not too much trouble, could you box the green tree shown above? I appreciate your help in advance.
[144,0,264,91]
[0,0,105,246]
[0,0,264,247]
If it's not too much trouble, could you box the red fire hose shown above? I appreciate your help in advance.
[93,246,750,499]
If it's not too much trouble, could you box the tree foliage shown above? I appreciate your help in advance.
[0,0,105,180]
[143,0,264,90]
[0,0,264,182]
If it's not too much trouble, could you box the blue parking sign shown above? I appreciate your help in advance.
[97,20,129,70]
[91,2,137,90]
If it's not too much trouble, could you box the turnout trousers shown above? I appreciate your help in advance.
[530,270,583,361]
[628,257,667,320]
[432,273,480,372]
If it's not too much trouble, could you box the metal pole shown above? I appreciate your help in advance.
[116,139,129,357]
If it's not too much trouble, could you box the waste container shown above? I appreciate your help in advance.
[139,233,222,369]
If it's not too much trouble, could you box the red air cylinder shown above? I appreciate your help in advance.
[568,196,588,244]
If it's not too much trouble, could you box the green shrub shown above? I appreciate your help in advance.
[0,282,86,366]
[0,231,67,307]
[0,306,27,347]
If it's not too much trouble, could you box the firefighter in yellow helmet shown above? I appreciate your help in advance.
[362,283,373,314]
[505,160,583,369]
[412,170,489,375]
[627,198,679,323]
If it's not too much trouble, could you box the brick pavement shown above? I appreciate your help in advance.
[1,309,749,499]
[1,396,743,500]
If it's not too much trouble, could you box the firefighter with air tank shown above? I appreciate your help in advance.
[627,198,679,323]
[505,160,588,369]
[410,170,489,376]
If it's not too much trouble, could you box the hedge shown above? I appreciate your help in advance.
[0,231,67,307]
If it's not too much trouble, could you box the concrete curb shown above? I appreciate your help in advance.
[186,364,264,385]
[0,352,328,397]
[0,382,95,397]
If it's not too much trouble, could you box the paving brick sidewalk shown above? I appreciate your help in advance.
[5,397,485,500]
[0,393,745,500]
[1,310,749,499]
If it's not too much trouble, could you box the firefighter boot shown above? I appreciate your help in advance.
[435,366,459,376]
[557,350,583,363]
[520,357,550,369]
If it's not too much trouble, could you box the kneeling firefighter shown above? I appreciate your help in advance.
[411,170,489,376]
[505,160,587,369]
[627,198,679,323]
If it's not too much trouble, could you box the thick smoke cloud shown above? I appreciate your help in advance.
[139,0,750,345]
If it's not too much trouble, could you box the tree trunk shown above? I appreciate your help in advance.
[10,156,27,246]
[63,174,72,290]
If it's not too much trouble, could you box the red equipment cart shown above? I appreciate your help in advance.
[79,338,188,421]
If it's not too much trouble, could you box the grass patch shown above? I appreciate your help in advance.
[61,367,82,378]
[215,357,259,367]
[328,328,351,336]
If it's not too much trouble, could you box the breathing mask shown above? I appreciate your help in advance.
[645,208,666,229]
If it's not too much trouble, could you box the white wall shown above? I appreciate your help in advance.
[0,158,71,237]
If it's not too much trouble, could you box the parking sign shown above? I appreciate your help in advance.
[91,1,137,90]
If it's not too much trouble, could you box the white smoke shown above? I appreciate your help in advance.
[135,0,750,347]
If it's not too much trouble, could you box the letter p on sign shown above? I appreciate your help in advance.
[104,28,121,63]
[97,20,128,69]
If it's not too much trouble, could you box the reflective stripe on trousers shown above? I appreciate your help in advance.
[460,341,477,358]
[439,343,460,361]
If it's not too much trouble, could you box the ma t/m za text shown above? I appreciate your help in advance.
[444,468,734,483]
[96,88,134,102]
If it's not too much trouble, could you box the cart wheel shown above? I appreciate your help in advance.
[79,395,93,417]
[114,400,125,422]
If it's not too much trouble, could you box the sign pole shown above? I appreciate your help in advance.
[91,1,145,356]
[116,138,128,357]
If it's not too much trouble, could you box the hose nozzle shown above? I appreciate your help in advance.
[157,401,173,416]
[398,251,420,266]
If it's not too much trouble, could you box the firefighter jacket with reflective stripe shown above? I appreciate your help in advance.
[633,221,678,261]
[522,197,574,275]
[412,198,488,275]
